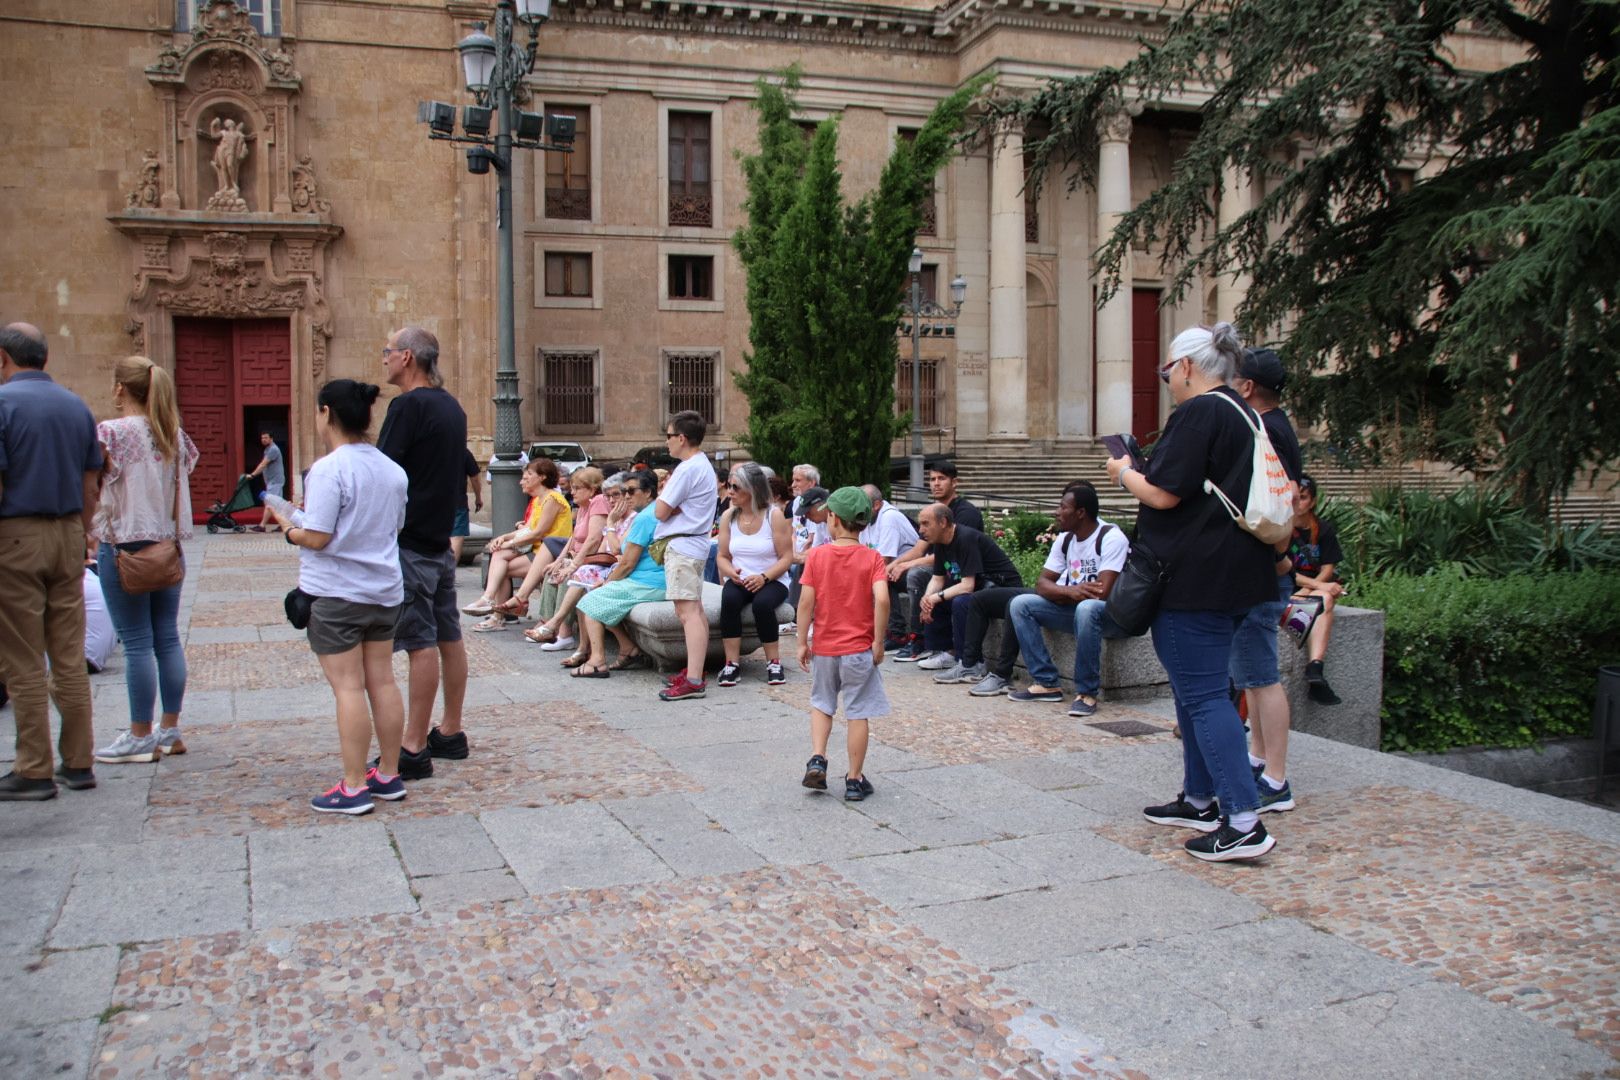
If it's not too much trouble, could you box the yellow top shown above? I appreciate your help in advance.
[524,487,574,550]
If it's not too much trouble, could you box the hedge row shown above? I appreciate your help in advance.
[1353,567,1620,752]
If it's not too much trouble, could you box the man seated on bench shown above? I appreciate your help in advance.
[912,504,1024,674]
[1007,481,1131,717]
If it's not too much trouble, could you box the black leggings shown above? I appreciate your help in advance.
[719,578,790,643]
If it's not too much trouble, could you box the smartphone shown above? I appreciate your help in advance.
[1101,433,1146,471]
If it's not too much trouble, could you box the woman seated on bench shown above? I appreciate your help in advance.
[567,470,664,676]
[461,457,571,630]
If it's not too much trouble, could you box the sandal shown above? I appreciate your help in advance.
[524,624,558,644]
[570,664,611,679]
[496,595,530,617]
[560,652,590,669]
[462,598,495,616]
[607,652,649,671]
[471,615,509,633]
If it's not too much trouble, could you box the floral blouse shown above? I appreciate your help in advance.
[94,416,200,544]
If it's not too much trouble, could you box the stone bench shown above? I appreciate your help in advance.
[623,581,795,673]
[980,605,1386,749]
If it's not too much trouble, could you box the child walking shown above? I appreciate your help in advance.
[796,487,890,801]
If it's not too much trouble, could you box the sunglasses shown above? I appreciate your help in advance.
[1158,357,1184,384]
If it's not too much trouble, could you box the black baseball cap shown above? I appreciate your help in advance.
[798,486,830,511]
[1238,348,1286,393]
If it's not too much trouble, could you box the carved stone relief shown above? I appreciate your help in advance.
[126,150,162,208]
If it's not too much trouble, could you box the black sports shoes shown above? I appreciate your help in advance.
[844,775,875,801]
[801,754,828,790]
[373,745,434,780]
[1184,818,1275,862]
[1143,793,1221,832]
[427,726,469,760]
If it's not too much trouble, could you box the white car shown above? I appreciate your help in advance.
[528,441,592,477]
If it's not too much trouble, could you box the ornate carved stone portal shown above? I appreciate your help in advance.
[109,1,341,476]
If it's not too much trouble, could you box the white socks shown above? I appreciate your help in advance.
[1229,810,1259,832]
[1260,772,1286,791]
[1248,753,1266,769]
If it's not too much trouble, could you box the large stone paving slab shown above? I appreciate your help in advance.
[95,867,1145,1078]
[1099,784,1620,1059]
[144,703,699,838]
[183,635,521,692]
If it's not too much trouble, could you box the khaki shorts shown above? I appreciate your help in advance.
[662,550,705,601]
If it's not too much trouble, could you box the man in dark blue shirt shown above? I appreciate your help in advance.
[376,325,470,779]
[0,323,104,800]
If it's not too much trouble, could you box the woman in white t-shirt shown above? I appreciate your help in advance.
[713,461,793,687]
[92,356,200,768]
[266,380,410,817]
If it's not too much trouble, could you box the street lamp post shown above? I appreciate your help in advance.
[417,0,577,534]
[897,247,967,497]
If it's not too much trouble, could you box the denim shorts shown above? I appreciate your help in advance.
[809,651,890,720]
[451,507,470,538]
[1229,577,1293,690]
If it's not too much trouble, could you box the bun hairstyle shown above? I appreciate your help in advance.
[317,379,382,438]
[114,356,182,461]
[1167,322,1245,383]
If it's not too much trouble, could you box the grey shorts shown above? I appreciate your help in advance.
[395,547,461,652]
[809,652,890,720]
[307,598,401,656]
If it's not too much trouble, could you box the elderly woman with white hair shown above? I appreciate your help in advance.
[1104,322,1279,864]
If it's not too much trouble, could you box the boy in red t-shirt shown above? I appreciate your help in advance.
[796,486,890,800]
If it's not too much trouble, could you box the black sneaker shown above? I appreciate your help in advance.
[426,726,469,760]
[1185,818,1275,862]
[373,745,434,780]
[766,661,786,686]
[0,772,58,801]
[844,775,875,802]
[54,765,97,790]
[802,754,828,790]
[1143,793,1221,832]
[716,662,742,687]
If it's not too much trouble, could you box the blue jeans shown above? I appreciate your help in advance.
[96,543,187,727]
[1230,575,1293,690]
[703,540,720,585]
[1150,607,1260,815]
[1009,595,1126,694]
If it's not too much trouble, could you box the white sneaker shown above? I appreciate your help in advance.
[540,635,578,652]
[917,652,956,671]
[95,730,159,764]
[778,622,797,636]
[155,726,187,756]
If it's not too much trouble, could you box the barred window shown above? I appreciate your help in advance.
[544,105,590,220]
[896,357,943,428]
[538,349,599,431]
[544,252,592,298]
[663,350,719,426]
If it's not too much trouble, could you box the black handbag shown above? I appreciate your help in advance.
[284,587,315,630]
[1105,542,1169,636]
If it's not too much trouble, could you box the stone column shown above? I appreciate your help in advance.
[987,120,1028,437]
[1094,106,1134,436]
[1216,162,1254,326]
[1055,183,1093,436]
[952,152,991,439]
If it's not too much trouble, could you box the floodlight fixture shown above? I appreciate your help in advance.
[418,100,456,135]
[545,113,577,145]
[514,111,545,143]
[462,105,494,137]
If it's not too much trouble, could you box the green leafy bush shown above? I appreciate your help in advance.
[1355,567,1620,752]
[1011,547,1048,588]
[988,509,1055,554]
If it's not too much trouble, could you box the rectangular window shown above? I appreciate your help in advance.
[539,350,599,430]
[900,128,938,237]
[668,111,713,226]
[544,253,592,298]
[668,255,714,301]
[900,265,938,306]
[178,0,280,35]
[896,358,943,428]
[664,351,718,426]
[544,105,591,219]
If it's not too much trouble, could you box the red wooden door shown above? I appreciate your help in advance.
[1130,288,1163,439]
[174,317,291,521]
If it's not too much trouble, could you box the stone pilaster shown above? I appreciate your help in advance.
[1216,162,1254,326]
[1094,105,1134,436]
[987,120,1028,437]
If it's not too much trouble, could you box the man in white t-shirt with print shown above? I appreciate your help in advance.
[860,484,918,647]
[1007,481,1131,717]
[654,410,719,701]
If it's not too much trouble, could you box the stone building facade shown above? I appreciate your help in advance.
[1,0,1507,502]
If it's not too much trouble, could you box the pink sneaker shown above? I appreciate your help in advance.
[658,673,708,701]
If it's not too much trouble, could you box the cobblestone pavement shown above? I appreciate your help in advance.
[1,535,1617,1079]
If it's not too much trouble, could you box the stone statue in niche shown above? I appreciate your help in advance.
[201,116,253,211]
[126,149,161,209]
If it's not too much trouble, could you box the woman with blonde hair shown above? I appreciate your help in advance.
[92,356,200,765]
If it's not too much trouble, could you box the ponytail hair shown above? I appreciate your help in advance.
[1167,322,1245,383]
[318,378,382,438]
[114,356,182,460]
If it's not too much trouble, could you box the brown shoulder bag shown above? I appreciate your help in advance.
[115,454,185,595]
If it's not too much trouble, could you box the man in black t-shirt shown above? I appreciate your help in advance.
[891,461,985,661]
[910,504,1021,670]
[377,326,470,779]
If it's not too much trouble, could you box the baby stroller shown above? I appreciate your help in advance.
[204,474,259,533]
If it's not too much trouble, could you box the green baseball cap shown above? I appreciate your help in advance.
[825,486,873,527]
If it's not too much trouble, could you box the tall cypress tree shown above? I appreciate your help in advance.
[734,72,985,490]
[992,0,1620,512]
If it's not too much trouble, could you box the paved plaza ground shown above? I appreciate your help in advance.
[2,534,1618,1079]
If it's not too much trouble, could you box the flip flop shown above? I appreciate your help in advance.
[608,652,649,671]
[571,664,610,679]
[560,653,590,669]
